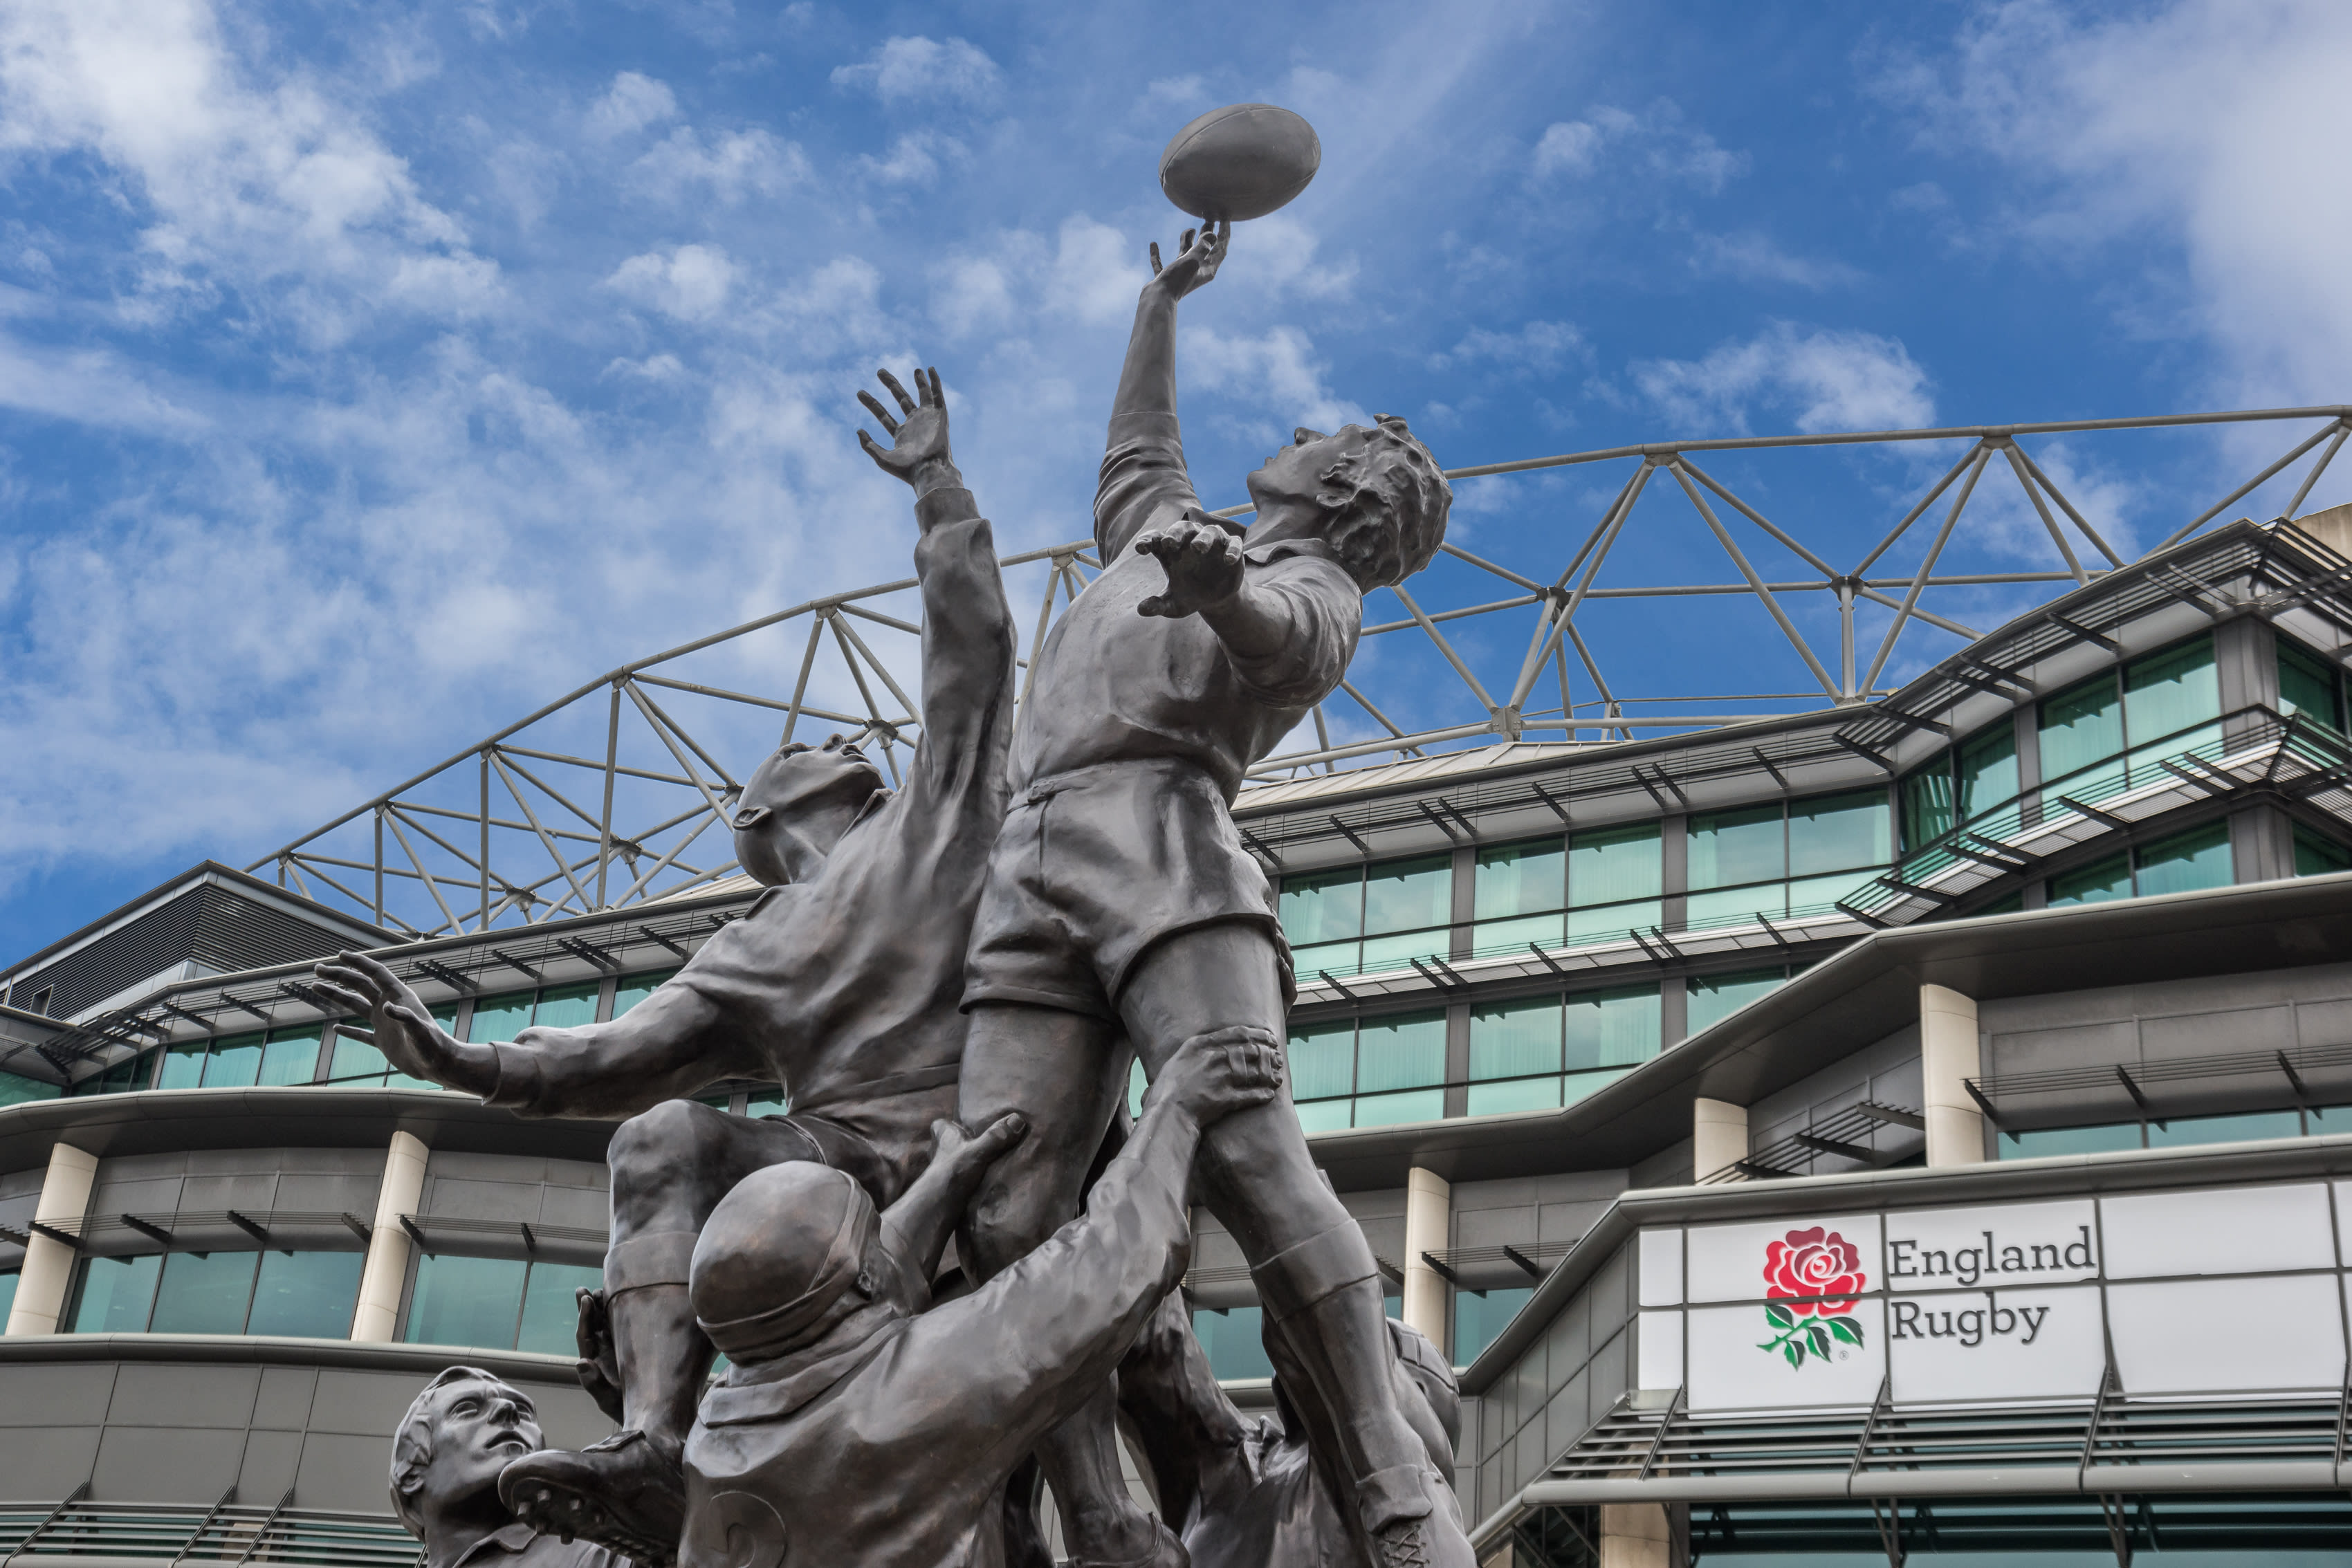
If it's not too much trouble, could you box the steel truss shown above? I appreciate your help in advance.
[249,405,2352,940]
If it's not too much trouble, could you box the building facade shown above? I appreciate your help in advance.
[5,515,2352,1565]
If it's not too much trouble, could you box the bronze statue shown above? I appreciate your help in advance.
[391,1367,634,1568]
[320,364,1018,1562]
[951,219,1462,1568]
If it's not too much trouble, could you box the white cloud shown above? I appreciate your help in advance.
[1179,323,1368,436]
[856,131,961,187]
[1531,101,1748,193]
[830,36,1000,106]
[1690,231,1862,290]
[590,71,677,136]
[1147,75,1206,109]
[1882,0,2352,405]
[607,243,737,322]
[630,125,807,203]
[1433,319,1586,373]
[1632,322,1935,435]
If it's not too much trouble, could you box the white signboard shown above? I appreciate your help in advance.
[1654,1182,2346,1413]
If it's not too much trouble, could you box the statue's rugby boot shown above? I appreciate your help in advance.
[500,1428,686,1567]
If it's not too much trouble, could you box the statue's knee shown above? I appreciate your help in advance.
[609,1100,707,1203]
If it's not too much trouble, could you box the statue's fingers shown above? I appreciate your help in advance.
[876,367,917,416]
[857,389,900,435]
[1182,227,1196,253]
[348,950,403,986]
[857,430,888,461]
[924,367,943,407]
[1149,241,1162,275]
[336,1025,378,1048]
[309,980,373,1014]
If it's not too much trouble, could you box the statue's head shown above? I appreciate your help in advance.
[1243,415,1450,591]
[391,1367,542,1536]
[730,732,889,886]
[689,1161,916,1365]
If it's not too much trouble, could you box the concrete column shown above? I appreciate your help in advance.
[1921,984,1986,1168]
[1691,1098,1749,1182]
[1599,1502,1673,1568]
[5,1141,98,1336]
[1400,1166,1451,1349]
[352,1130,430,1341]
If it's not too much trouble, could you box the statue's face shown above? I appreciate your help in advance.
[1244,424,1370,515]
[421,1378,542,1509]
[732,734,888,884]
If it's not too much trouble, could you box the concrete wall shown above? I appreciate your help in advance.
[0,1343,613,1511]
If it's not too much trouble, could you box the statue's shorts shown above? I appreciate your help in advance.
[960,756,1295,1021]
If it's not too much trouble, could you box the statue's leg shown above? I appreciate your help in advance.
[502,1100,836,1565]
[1120,925,1475,1568]
[958,1003,1178,1568]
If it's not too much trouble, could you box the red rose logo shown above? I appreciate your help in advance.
[1758,1225,1867,1369]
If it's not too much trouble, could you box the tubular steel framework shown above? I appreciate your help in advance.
[248,405,2352,940]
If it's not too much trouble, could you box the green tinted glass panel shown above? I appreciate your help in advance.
[1294,1098,1354,1133]
[1569,824,1662,905]
[2039,673,2123,781]
[259,1028,322,1087]
[2000,1123,2142,1159]
[744,1089,789,1117]
[1901,763,1953,852]
[1466,1076,1561,1117]
[2145,1108,2303,1150]
[1561,1067,1632,1106]
[149,1250,259,1335]
[2135,822,2231,897]
[2295,825,2352,877]
[1192,1305,1276,1381]
[532,983,600,1031]
[1788,790,1889,876]
[1279,867,1361,946]
[327,1029,390,1085]
[612,971,677,1016]
[73,1253,161,1332]
[405,1254,526,1350]
[2123,635,2218,743]
[0,1071,60,1109]
[1469,998,1562,1081]
[1288,1022,1357,1103]
[0,1272,15,1325]
[1565,985,1660,1071]
[468,992,536,1043]
[2279,639,2342,733]
[1785,868,1882,918]
[1688,804,1783,890]
[1688,970,1785,1036]
[201,1033,264,1088]
[518,1262,604,1356]
[1128,1058,1147,1119]
[158,1042,207,1091]
[1685,884,1784,929]
[2048,852,2131,907]
[246,1251,362,1338]
[1355,1012,1446,1094]
[1453,1286,1533,1367]
[1351,1088,1446,1127]
[1957,723,2019,820]
[1363,856,1451,937]
[1565,897,1662,943]
[1474,841,1563,920]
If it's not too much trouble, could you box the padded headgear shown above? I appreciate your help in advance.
[690,1161,879,1361]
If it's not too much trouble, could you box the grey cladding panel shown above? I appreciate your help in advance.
[2299,998,2352,1046]
[308,1369,437,1437]
[0,1363,118,1426]
[0,1425,102,1500]
[2140,1006,2295,1060]
[533,1384,617,1452]
[253,1367,319,1430]
[93,1425,246,1504]
[1988,1020,2137,1076]
[425,1179,546,1222]
[295,1430,398,1513]
[108,1363,260,1428]
[177,1172,284,1212]
[536,1185,609,1233]
[238,1428,304,1502]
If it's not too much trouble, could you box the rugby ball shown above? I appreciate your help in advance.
[1159,104,1321,223]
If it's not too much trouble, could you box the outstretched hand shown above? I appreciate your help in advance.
[1147,221,1229,300]
[311,950,497,1096]
[1134,513,1245,618]
[856,366,955,489]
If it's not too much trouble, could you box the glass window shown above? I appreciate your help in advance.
[0,1070,60,1109]
[1279,866,1363,950]
[1567,823,1662,942]
[467,991,536,1043]
[2145,1108,2304,1150]
[1900,761,1953,853]
[1468,999,1562,1118]
[1788,791,1888,876]
[2000,1123,2144,1159]
[326,1003,457,1089]
[612,971,677,1015]
[2279,638,2343,734]
[2039,672,2124,783]
[1687,970,1785,1036]
[1687,803,1783,891]
[518,1262,604,1355]
[158,1041,207,1091]
[1353,1012,1446,1127]
[0,1271,15,1325]
[1956,723,2019,823]
[259,1026,322,1087]
[1128,1059,1147,1120]
[743,1087,789,1118]
[1473,840,1563,956]
[531,982,600,1032]
[2133,822,2231,897]
[1565,984,1660,1074]
[2048,851,2131,907]
[71,1253,162,1333]
[200,1033,264,1089]
[1359,856,1452,974]
[405,1254,527,1350]
[1192,1304,1276,1381]
[149,1250,261,1335]
[2122,634,2219,744]
[1288,1021,1358,1105]
[246,1251,363,1338]
[1452,1285,1533,1367]
[2295,824,2352,877]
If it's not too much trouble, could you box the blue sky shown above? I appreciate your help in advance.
[4,0,2351,959]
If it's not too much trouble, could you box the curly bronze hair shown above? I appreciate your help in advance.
[1314,414,1451,589]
